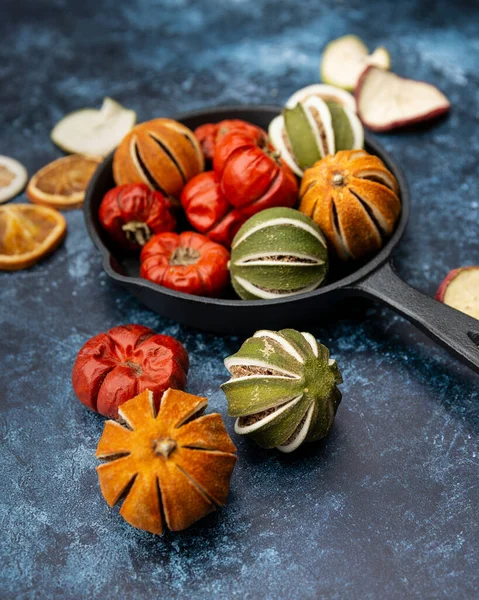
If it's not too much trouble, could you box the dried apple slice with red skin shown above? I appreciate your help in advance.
[436,267,479,320]
[355,66,450,132]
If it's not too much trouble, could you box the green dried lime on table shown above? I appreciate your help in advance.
[221,329,343,453]
[229,207,329,300]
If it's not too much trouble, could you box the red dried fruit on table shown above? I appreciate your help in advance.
[72,324,189,419]
[194,119,266,161]
[98,183,176,251]
[181,129,299,247]
[140,231,230,297]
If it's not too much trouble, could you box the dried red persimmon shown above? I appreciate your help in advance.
[140,231,230,297]
[72,324,189,418]
[98,183,175,250]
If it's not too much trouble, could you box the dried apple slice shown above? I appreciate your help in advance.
[321,35,391,91]
[0,156,28,204]
[356,66,450,131]
[286,84,357,113]
[51,97,136,157]
[436,267,479,320]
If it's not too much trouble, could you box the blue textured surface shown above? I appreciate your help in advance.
[1,1,478,598]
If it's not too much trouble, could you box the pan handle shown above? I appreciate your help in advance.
[350,260,479,373]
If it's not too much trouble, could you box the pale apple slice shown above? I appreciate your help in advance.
[436,267,479,320]
[51,97,136,157]
[0,156,28,204]
[356,66,450,131]
[320,35,391,91]
[286,84,357,113]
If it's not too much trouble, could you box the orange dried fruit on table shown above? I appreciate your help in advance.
[113,118,204,200]
[0,203,66,270]
[299,149,401,261]
[96,388,237,535]
[27,154,102,210]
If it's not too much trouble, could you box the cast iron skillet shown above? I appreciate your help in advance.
[84,105,479,373]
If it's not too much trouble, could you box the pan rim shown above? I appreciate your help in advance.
[84,104,410,307]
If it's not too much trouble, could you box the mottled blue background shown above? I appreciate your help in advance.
[1,1,478,598]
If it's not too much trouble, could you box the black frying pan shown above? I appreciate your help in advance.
[84,106,479,373]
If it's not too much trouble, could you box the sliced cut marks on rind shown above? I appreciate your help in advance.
[352,167,398,193]
[235,395,303,434]
[282,104,323,171]
[268,115,303,176]
[232,277,322,300]
[349,189,389,237]
[253,330,305,363]
[235,252,325,266]
[149,132,187,183]
[349,181,401,236]
[300,331,319,357]
[302,96,335,158]
[325,102,364,151]
[356,66,450,131]
[277,402,315,453]
[225,356,300,379]
[119,471,164,535]
[232,216,326,249]
[327,198,353,261]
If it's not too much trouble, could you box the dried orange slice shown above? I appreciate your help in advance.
[0,204,66,270]
[27,154,102,210]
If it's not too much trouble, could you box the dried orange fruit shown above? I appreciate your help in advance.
[96,388,237,534]
[0,203,66,270]
[27,154,102,210]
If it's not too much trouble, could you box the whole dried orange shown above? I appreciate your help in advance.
[96,388,237,534]
[27,154,102,210]
[0,203,66,270]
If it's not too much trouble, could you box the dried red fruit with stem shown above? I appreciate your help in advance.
[99,183,176,251]
[140,231,230,297]
[72,324,189,418]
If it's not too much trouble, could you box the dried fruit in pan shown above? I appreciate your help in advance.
[0,204,66,271]
[320,34,390,91]
[72,324,189,419]
[213,127,298,210]
[99,183,176,251]
[300,149,401,261]
[113,118,204,199]
[269,97,363,176]
[27,154,102,209]
[96,388,237,534]
[184,127,298,247]
[229,207,328,300]
[222,329,342,452]
[51,97,136,157]
[356,66,451,131]
[195,119,266,161]
[182,127,299,248]
[436,267,479,320]
[140,231,230,297]
[0,156,28,204]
